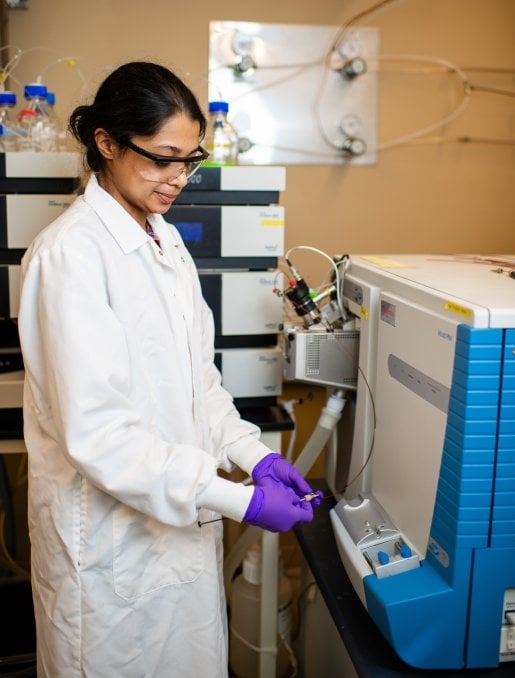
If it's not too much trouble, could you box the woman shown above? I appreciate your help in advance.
[18,62,319,677]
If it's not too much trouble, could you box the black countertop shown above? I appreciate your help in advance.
[294,480,513,678]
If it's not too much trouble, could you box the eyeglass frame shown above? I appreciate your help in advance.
[118,137,209,178]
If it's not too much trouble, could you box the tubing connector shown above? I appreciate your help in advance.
[319,390,346,429]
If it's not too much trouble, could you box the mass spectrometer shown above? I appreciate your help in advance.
[283,253,515,670]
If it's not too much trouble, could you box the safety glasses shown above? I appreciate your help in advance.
[121,138,209,179]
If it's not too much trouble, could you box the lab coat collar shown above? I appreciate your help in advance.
[84,174,151,254]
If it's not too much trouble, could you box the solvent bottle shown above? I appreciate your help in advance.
[204,100,239,165]
[0,91,19,151]
[46,92,67,151]
[229,543,294,678]
[17,83,56,151]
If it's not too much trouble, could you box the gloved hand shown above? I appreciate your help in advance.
[252,453,323,506]
[242,484,314,532]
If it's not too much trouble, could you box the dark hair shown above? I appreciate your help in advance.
[69,61,206,173]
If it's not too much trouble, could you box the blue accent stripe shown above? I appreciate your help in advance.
[455,341,502,361]
[430,326,501,574]
[491,329,515,547]
[451,382,499,406]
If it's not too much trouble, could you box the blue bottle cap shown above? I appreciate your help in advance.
[46,92,56,106]
[0,91,16,106]
[24,83,48,99]
[209,101,229,113]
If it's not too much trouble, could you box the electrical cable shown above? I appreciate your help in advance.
[341,364,377,492]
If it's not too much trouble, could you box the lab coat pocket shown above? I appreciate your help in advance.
[112,505,203,600]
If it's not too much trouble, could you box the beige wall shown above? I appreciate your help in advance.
[6,0,515,283]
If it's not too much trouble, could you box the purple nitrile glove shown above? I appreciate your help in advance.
[242,484,314,532]
[252,453,314,499]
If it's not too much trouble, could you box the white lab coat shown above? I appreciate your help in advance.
[18,174,271,678]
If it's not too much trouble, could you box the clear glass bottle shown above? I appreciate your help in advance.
[46,91,67,151]
[0,91,19,151]
[17,83,56,151]
[204,100,239,166]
